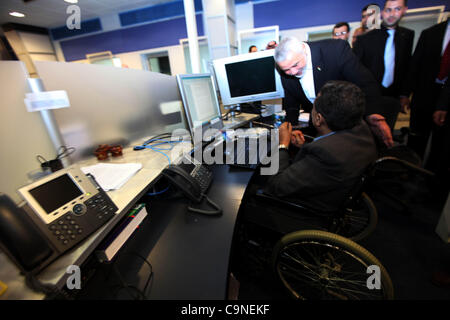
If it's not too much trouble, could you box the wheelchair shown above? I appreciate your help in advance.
[231,159,394,300]
[364,153,437,215]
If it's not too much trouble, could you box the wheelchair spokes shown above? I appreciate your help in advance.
[273,231,394,300]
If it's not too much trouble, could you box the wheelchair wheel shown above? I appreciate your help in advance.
[334,192,378,242]
[272,230,394,300]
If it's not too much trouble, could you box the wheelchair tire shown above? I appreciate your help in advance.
[336,192,378,242]
[272,230,394,300]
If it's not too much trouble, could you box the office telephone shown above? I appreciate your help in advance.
[0,167,117,274]
[161,156,221,215]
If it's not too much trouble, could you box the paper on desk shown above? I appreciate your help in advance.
[299,113,310,123]
[81,163,142,191]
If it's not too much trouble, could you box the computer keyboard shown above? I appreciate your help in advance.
[226,128,272,169]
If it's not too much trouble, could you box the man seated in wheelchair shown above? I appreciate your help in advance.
[242,81,378,228]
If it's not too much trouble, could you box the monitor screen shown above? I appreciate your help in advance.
[29,174,83,214]
[176,74,223,139]
[226,57,276,97]
[213,50,284,106]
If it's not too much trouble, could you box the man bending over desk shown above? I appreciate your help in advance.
[263,80,377,212]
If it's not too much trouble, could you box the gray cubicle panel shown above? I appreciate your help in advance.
[0,61,56,204]
[34,61,187,162]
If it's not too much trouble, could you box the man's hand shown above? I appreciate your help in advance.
[278,122,292,147]
[291,130,306,148]
[399,96,410,114]
[366,114,394,148]
[433,110,447,126]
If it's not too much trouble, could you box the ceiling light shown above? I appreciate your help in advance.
[64,0,79,3]
[9,12,26,18]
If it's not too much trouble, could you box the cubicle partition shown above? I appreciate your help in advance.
[0,61,56,204]
[34,61,187,162]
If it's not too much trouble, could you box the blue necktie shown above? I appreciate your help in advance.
[382,29,395,88]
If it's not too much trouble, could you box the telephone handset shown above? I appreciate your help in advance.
[161,159,222,215]
[0,168,118,276]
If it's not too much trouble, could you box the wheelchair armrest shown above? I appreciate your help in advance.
[369,156,435,177]
[255,189,323,215]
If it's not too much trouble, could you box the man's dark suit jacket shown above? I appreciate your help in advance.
[279,39,398,127]
[353,25,414,97]
[264,121,377,212]
[409,20,449,130]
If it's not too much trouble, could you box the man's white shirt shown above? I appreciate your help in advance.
[297,42,316,104]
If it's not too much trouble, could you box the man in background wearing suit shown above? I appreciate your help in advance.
[264,81,377,212]
[407,20,450,165]
[353,0,414,116]
[332,22,351,41]
[274,36,397,147]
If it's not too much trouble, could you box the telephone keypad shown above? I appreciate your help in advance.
[191,165,213,194]
[47,190,117,247]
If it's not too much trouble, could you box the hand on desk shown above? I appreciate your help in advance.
[278,122,306,148]
[278,122,292,146]
[291,130,306,148]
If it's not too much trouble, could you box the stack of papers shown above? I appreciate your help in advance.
[81,163,142,191]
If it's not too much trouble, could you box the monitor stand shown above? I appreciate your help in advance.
[239,102,263,115]
[222,104,241,121]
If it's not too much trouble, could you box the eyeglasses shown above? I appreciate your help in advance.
[333,31,348,36]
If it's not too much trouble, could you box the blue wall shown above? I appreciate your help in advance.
[58,0,449,61]
[60,14,204,61]
[254,0,449,29]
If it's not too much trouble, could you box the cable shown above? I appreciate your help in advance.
[111,252,154,300]
[25,272,73,300]
[187,193,222,216]
[147,186,169,196]
[141,133,172,146]
[145,146,171,165]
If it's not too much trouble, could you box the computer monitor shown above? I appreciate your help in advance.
[176,73,223,140]
[212,49,284,106]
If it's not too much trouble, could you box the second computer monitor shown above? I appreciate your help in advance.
[212,49,285,106]
[176,73,223,140]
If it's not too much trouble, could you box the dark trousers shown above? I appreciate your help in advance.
[426,119,450,194]
[380,85,401,131]
[408,83,443,159]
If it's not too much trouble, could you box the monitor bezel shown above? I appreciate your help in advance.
[212,49,285,106]
[176,73,223,140]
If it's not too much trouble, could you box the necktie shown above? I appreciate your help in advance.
[437,42,450,81]
[382,29,396,88]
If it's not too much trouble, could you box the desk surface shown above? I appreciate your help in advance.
[0,113,260,300]
[0,138,192,300]
[78,164,255,299]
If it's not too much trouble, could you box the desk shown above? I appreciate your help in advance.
[0,138,192,300]
[78,165,254,299]
[222,113,260,130]
[0,113,260,300]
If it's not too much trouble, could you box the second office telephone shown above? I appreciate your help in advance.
[161,156,221,215]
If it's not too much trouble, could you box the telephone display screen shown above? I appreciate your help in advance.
[29,174,83,214]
